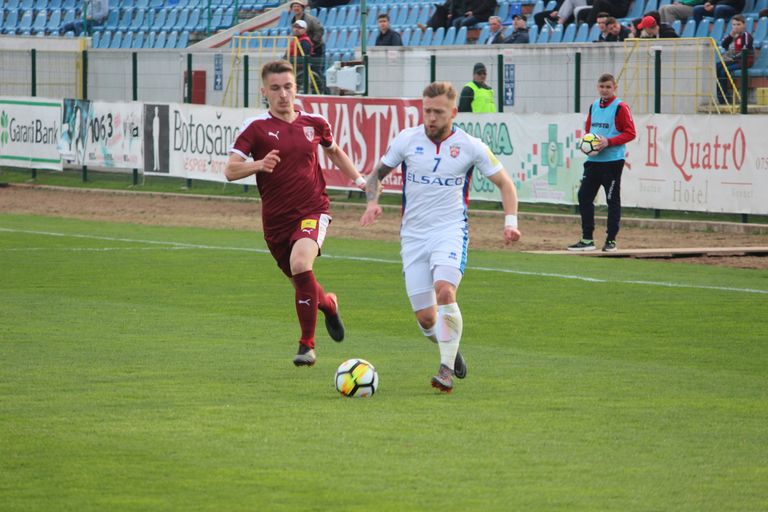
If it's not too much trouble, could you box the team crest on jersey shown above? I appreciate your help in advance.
[449,144,461,158]
[303,127,315,142]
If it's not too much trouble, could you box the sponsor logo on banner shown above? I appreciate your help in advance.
[0,97,62,170]
[143,104,170,174]
[303,126,314,142]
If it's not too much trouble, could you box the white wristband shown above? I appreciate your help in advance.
[504,214,518,229]
[354,176,366,187]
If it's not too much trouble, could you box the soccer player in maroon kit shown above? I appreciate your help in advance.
[225,60,366,366]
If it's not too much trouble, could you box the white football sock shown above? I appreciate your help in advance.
[436,303,462,370]
[417,321,438,343]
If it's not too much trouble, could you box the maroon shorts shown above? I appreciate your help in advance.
[264,213,332,277]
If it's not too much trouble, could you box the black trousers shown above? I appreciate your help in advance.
[577,159,624,241]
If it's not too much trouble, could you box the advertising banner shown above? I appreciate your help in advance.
[0,97,62,170]
[296,95,423,192]
[85,101,143,169]
[145,102,260,185]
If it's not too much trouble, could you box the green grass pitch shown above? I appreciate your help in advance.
[1,213,767,511]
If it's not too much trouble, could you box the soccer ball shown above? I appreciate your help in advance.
[335,358,379,398]
[579,133,601,155]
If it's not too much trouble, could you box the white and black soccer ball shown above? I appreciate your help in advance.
[579,133,601,155]
[335,358,379,398]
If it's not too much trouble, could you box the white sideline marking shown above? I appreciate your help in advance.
[2,227,767,295]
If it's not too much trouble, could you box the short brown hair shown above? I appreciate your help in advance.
[604,16,617,26]
[377,13,389,21]
[732,14,746,23]
[422,81,457,102]
[261,60,294,81]
[598,73,616,84]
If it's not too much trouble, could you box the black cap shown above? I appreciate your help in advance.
[473,62,487,74]
[513,13,527,21]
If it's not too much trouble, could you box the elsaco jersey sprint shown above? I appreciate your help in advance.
[381,125,503,308]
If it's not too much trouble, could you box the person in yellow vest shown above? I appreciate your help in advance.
[458,63,497,113]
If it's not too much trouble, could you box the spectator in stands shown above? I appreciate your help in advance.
[716,14,754,103]
[453,0,498,29]
[587,0,630,25]
[760,7,768,17]
[420,0,466,31]
[290,0,325,58]
[286,20,314,57]
[693,0,746,24]
[60,0,108,36]
[637,13,680,38]
[310,0,350,8]
[594,12,612,41]
[659,0,705,24]
[481,15,506,44]
[459,63,497,112]
[503,14,530,43]
[535,0,588,28]
[375,13,403,46]
[602,17,631,41]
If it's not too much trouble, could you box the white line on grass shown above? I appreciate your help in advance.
[2,227,766,295]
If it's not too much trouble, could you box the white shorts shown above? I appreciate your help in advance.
[401,229,468,311]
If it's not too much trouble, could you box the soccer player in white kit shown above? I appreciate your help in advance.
[360,82,522,393]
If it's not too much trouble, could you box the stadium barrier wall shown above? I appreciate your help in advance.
[0,39,730,115]
[1,95,766,215]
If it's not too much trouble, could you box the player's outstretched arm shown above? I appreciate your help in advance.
[359,163,393,226]
[224,150,280,181]
[323,143,366,190]
[488,169,522,244]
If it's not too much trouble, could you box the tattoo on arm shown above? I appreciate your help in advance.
[366,164,393,202]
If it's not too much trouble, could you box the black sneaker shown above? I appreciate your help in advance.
[567,239,596,251]
[602,240,617,252]
[454,351,467,379]
[430,364,454,393]
[293,344,316,366]
[323,293,345,342]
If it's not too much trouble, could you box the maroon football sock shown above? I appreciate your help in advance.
[292,270,320,348]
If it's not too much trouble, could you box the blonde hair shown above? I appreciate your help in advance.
[422,81,457,102]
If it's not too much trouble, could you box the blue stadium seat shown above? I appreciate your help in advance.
[545,0,557,10]
[116,9,132,31]
[91,30,101,46]
[62,0,74,9]
[625,0,646,21]
[324,8,338,27]
[754,17,767,48]
[588,23,600,41]
[346,28,360,48]
[644,0,658,16]
[671,19,681,35]
[154,30,166,48]
[185,9,199,31]
[419,26,432,45]
[531,0,545,16]
[31,9,48,34]
[444,25,456,44]
[209,7,223,31]
[18,10,34,33]
[573,23,589,42]
[45,8,61,34]
[174,8,189,31]
[536,25,550,43]
[20,0,35,11]
[104,9,118,29]
[681,19,696,37]
[34,0,49,11]
[367,27,378,45]
[326,27,339,48]
[658,0,671,7]
[2,9,19,34]
[404,4,420,26]
[129,8,146,31]
[315,8,327,25]
[475,25,489,44]
[393,4,408,26]
[710,17,725,42]
[400,26,411,45]
[121,30,133,47]
[166,30,178,47]
[561,22,576,42]
[497,2,510,20]
[145,30,156,47]
[49,0,63,8]
[132,30,144,47]
[151,8,166,29]
[110,30,123,47]
[97,30,111,47]
[454,25,467,44]
[163,9,178,31]
[219,7,234,29]
[432,25,444,45]
[178,30,189,47]
[528,24,539,43]
[733,45,768,76]
[694,18,710,38]
[410,26,422,46]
